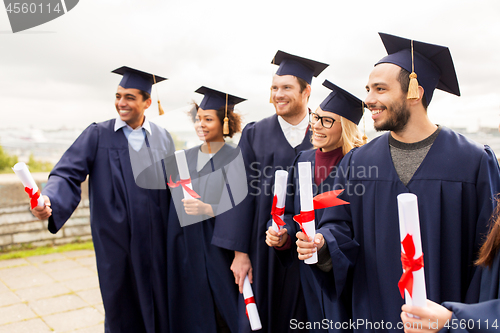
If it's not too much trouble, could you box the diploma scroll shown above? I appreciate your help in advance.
[397,193,427,309]
[243,275,262,331]
[12,162,45,209]
[173,150,197,199]
[298,162,317,265]
[271,170,288,232]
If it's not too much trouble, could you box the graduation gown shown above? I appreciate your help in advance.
[163,143,244,333]
[274,149,353,333]
[43,119,174,333]
[316,127,500,332]
[212,114,313,333]
[440,251,500,333]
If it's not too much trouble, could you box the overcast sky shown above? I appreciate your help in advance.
[1,0,499,136]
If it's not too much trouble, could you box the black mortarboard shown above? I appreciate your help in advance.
[272,50,329,84]
[195,86,246,111]
[112,66,167,95]
[375,33,460,104]
[320,80,364,125]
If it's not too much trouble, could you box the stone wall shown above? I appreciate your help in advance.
[0,172,91,250]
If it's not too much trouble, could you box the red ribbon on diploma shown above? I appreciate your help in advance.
[271,195,286,229]
[167,176,200,199]
[293,190,349,238]
[24,187,41,209]
[398,234,424,298]
[244,296,256,318]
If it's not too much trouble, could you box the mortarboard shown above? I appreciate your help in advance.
[195,86,246,111]
[272,50,329,84]
[112,66,168,115]
[375,33,460,104]
[320,80,365,125]
[195,86,246,135]
[112,66,167,95]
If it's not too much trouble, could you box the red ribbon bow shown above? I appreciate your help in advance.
[244,296,256,319]
[167,176,200,199]
[293,190,349,238]
[398,234,424,299]
[24,187,41,209]
[271,195,286,229]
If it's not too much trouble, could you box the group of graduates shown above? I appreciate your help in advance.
[31,32,500,333]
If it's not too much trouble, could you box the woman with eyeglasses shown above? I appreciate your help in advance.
[265,80,365,332]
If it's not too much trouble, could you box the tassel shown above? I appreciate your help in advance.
[407,40,419,100]
[362,101,367,144]
[223,93,229,135]
[407,72,419,100]
[223,117,229,135]
[158,100,165,115]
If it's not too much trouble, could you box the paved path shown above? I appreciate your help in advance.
[0,250,104,332]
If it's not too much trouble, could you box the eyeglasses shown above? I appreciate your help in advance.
[309,112,336,129]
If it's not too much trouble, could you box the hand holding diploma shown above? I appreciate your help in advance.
[296,231,325,261]
[12,162,52,220]
[265,226,288,248]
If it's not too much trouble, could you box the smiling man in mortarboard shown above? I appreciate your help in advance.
[296,33,500,332]
[211,51,329,332]
[31,66,174,333]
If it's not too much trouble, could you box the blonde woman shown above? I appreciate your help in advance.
[266,80,365,332]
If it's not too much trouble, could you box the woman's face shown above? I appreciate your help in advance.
[194,108,224,143]
[310,107,343,152]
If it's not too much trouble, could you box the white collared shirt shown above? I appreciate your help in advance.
[277,113,309,148]
[114,117,152,151]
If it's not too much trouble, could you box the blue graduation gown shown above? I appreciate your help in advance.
[212,114,313,332]
[164,144,242,333]
[274,149,353,333]
[316,127,500,332]
[440,251,500,333]
[43,119,174,333]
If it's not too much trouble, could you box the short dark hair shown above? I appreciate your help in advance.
[138,90,151,102]
[397,68,428,109]
[189,102,242,138]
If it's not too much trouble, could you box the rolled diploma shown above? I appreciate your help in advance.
[12,162,45,207]
[243,275,262,331]
[272,170,288,232]
[298,162,317,264]
[397,193,427,308]
[174,150,195,200]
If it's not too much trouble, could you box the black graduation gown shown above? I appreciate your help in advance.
[273,149,353,333]
[212,114,313,333]
[43,119,174,333]
[315,127,500,332]
[164,144,244,333]
[440,251,500,333]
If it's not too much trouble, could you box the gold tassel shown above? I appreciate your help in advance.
[223,117,229,135]
[362,101,367,144]
[158,100,165,115]
[152,74,165,115]
[407,40,419,100]
[223,93,230,135]
[407,72,419,99]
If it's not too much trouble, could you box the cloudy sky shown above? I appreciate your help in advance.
[1,0,499,137]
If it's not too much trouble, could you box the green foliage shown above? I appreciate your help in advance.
[26,153,53,172]
[0,144,18,173]
[0,241,94,260]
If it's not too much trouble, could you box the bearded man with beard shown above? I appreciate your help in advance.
[296,33,500,332]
